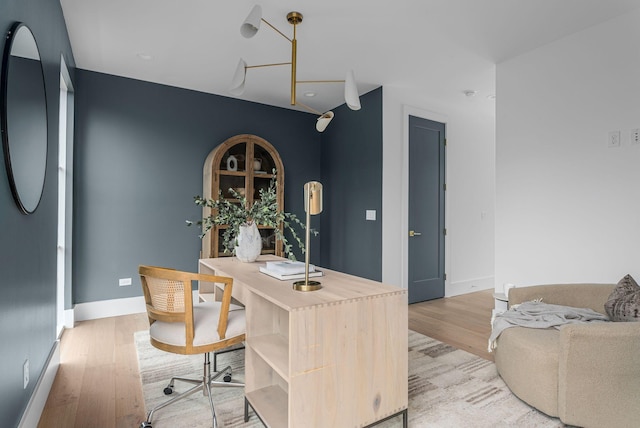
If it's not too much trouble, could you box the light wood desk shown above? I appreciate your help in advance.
[199,256,408,428]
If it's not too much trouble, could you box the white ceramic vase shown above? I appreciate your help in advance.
[235,222,262,262]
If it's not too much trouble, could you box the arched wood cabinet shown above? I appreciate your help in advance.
[202,134,285,258]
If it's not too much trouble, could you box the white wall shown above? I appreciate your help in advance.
[382,87,496,296]
[496,9,640,288]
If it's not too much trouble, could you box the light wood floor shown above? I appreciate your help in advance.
[38,289,494,427]
[38,313,150,427]
[408,289,494,361]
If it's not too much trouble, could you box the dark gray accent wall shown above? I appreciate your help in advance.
[319,87,383,280]
[0,1,75,426]
[73,70,322,303]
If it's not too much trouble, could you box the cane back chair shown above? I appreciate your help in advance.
[138,265,245,428]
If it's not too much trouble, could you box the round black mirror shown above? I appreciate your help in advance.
[1,22,48,214]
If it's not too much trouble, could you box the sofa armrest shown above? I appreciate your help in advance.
[508,283,615,314]
[558,322,640,428]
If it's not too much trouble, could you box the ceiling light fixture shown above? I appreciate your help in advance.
[229,5,361,132]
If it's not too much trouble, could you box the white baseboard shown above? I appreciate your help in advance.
[445,276,494,297]
[74,296,146,321]
[64,309,74,329]
[74,291,200,322]
[18,341,60,428]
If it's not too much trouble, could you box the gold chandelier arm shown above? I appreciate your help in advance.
[291,25,297,105]
[295,101,324,116]
[246,62,292,69]
[297,80,346,84]
[261,18,292,42]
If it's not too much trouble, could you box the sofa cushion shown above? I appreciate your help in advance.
[604,274,640,322]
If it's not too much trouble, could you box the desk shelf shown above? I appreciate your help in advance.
[246,385,288,428]
[248,334,289,382]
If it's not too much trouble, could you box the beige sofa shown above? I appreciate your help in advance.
[494,283,640,428]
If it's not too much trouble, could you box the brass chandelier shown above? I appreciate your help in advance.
[229,5,361,132]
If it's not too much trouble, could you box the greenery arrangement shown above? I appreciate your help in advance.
[187,174,314,260]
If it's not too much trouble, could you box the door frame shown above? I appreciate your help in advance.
[57,55,75,335]
[401,105,450,296]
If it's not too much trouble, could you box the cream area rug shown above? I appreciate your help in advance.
[135,330,564,427]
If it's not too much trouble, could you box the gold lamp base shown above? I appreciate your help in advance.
[293,280,321,292]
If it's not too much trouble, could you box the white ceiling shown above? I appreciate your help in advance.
[59,0,640,115]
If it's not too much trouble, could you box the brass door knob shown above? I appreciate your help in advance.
[409,230,422,237]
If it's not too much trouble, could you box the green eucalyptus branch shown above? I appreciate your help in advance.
[187,172,316,260]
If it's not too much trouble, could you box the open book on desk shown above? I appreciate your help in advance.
[259,266,323,281]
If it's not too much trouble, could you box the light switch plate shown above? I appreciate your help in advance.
[608,130,621,147]
[119,278,132,286]
[366,210,376,221]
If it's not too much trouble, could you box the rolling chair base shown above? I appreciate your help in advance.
[140,352,243,428]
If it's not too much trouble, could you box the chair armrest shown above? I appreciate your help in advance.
[558,322,640,427]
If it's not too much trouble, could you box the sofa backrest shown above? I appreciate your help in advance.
[508,283,616,315]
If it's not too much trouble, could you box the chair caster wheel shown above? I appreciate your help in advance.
[224,374,231,382]
[140,422,152,428]
[163,386,173,395]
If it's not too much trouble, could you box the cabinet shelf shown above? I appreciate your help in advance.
[219,170,247,176]
[215,225,279,230]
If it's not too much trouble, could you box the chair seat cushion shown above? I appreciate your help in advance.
[150,302,245,347]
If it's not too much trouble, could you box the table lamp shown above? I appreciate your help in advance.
[293,181,322,291]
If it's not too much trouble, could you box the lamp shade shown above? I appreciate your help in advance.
[304,181,323,215]
[316,111,334,132]
[344,69,361,111]
[241,5,262,38]
[229,58,247,95]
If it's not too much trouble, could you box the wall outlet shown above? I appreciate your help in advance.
[23,359,29,389]
[119,277,132,287]
[365,210,376,221]
[631,129,640,144]
[608,131,621,147]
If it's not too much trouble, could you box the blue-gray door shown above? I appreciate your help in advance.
[408,116,445,303]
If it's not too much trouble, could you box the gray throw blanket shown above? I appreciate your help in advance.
[488,300,609,352]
